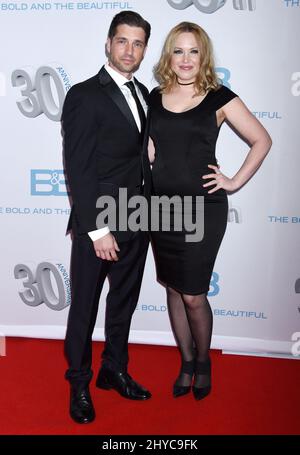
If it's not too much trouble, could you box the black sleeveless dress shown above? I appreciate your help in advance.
[149,85,238,295]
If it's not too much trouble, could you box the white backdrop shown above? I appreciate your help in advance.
[0,0,299,359]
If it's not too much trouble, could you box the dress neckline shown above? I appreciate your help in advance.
[160,90,212,114]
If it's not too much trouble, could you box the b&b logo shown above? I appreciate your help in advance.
[31,169,68,196]
[216,67,231,89]
[209,272,220,296]
[167,0,255,13]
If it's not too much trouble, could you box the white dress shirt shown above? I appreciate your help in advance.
[88,63,147,242]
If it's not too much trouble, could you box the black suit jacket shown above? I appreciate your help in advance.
[61,66,149,242]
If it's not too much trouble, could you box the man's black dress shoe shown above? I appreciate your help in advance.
[96,368,151,400]
[69,387,95,424]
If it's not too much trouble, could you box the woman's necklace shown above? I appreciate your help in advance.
[177,81,195,86]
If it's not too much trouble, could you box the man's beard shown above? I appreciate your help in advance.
[110,57,141,75]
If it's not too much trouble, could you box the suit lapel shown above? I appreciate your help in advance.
[98,66,139,134]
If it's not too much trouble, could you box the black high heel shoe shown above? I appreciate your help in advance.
[173,360,194,398]
[192,358,211,401]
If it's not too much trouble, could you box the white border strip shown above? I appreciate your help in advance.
[1,325,298,359]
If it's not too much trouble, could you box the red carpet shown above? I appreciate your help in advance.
[0,338,299,435]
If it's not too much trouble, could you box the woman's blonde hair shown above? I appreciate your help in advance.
[154,22,220,95]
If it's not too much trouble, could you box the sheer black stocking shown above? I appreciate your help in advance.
[167,287,212,393]
[166,287,194,388]
[182,293,212,392]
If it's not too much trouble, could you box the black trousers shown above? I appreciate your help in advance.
[65,231,149,389]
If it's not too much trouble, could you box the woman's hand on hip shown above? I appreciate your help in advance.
[202,164,239,193]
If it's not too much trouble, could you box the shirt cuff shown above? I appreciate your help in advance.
[88,226,110,241]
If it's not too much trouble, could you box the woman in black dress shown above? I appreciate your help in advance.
[147,22,272,400]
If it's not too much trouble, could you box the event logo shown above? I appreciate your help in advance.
[138,271,220,311]
[228,200,242,223]
[0,2,133,11]
[11,64,71,121]
[14,261,71,311]
[252,112,282,120]
[284,0,300,7]
[166,0,255,13]
[31,169,68,196]
[214,309,267,319]
[232,0,255,9]
[291,72,300,96]
[0,3,28,10]
[268,215,300,224]
[216,67,231,89]
[137,304,168,312]
[209,272,220,296]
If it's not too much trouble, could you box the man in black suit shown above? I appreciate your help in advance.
[61,11,151,424]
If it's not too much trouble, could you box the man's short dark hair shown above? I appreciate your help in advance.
[108,11,151,45]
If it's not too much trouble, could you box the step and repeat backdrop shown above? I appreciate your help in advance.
[0,0,299,358]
